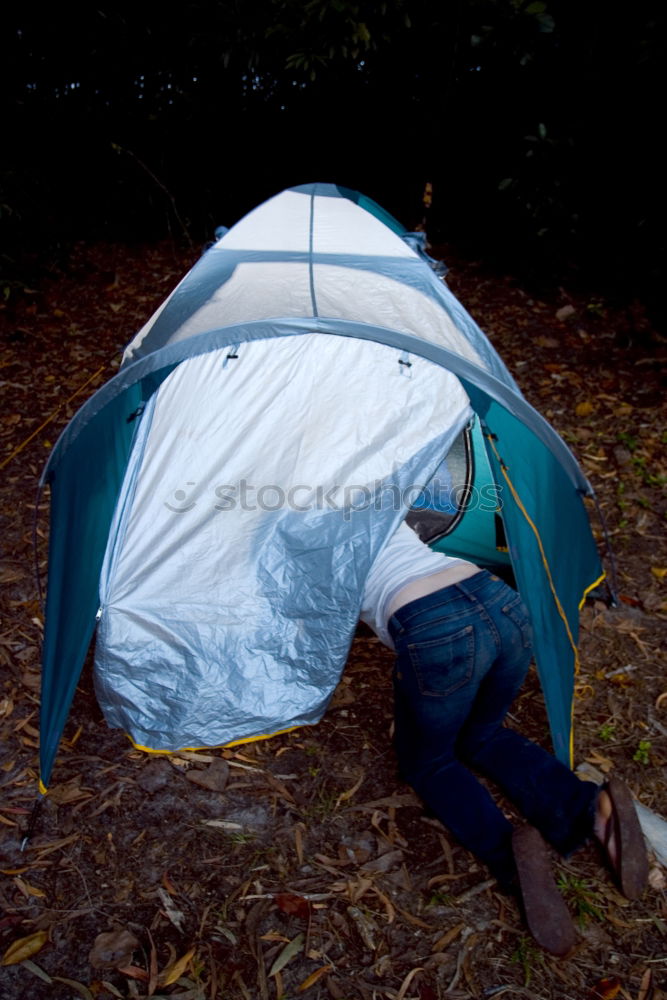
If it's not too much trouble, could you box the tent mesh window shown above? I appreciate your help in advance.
[406,424,473,543]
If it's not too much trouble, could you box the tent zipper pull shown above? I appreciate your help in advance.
[96,607,103,621]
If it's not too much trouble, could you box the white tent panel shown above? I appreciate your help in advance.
[95,333,471,750]
[313,265,485,368]
[219,190,312,251]
[154,262,314,343]
[311,194,414,256]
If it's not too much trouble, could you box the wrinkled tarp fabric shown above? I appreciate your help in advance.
[95,336,472,750]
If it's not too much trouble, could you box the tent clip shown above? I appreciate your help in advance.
[223,344,240,368]
[126,405,145,424]
[398,352,413,378]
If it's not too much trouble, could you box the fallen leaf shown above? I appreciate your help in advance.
[21,959,53,983]
[161,871,178,895]
[584,751,614,773]
[610,673,634,688]
[89,929,139,969]
[158,887,186,931]
[651,567,667,580]
[31,832,80,857]
[638,968,653,1000]
[294,824,304,866]
[297,964,333,992]
[335,771,365,808]
[185,758,230,791]
[586,976,621,1000]
[338,832,374,864]
[1,930,48,966]
[99,983,124,999]
[268,933,305,976]
[274,892,311,920]
[347,906,379,951]
[201,820,243,831]
[0,695,14,718]
[614,402,633,416]
[46,779,93,806]
[264,772,297,804]
[556,304,576,321]
[432,922,465,952]
[158,946,195,986]
[147,930,158,996]
[362,849,404,873]
[116,964,149,981]
[346,793,418,812]
[13,876,46,898]
[330,680,356,707]
[648,866,666,891]
[576,401,595,417]
[396,966,425,1000]
[365,886,395,926]
[51,977,94,1000]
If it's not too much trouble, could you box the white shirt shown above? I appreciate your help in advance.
[360,521,479,648]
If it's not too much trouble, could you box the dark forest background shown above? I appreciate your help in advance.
[2,1,665,324]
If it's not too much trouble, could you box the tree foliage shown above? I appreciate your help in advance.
[2,1,664,312]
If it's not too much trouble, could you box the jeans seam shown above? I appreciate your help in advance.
[467,594,502,656]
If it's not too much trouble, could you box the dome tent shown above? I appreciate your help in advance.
[37,182,605,800]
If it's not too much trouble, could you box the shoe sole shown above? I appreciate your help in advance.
[606,776,649,900]
[512,825,577,957]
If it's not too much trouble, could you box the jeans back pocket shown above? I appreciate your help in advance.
[407,624,475,697]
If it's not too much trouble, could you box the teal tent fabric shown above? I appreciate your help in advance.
[462,390,603,764]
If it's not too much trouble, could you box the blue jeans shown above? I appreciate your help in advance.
[388,570,598,887]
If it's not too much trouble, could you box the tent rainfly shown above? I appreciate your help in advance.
[37,182,606,804]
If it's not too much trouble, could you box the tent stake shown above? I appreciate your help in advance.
[20,796,44,852]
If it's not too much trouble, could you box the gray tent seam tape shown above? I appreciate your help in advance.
[308,191,319,317]
[40,318,592,495]
[128,248,518,391]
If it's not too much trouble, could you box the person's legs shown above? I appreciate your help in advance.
[389,572,598,880]
[389,575,529,885]
[389,571,647,947]
[453,580,598,857]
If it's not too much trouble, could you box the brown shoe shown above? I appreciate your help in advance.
[512,825,577,957]
[598,777,648,900]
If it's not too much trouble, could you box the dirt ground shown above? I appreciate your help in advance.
[1,240,666,1000]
